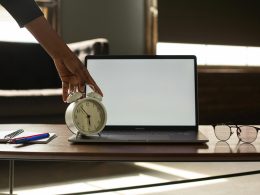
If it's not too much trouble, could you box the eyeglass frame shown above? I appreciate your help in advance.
[212,124,260,143]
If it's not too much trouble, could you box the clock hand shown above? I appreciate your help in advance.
[80,107,90,117]
[80,107,92,126]
[88,118,91,126]
[88,115,91,126]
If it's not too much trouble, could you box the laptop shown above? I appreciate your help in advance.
[69,55,208,143]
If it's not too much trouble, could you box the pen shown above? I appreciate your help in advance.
[4,129,24,139]
[11,133,50,144]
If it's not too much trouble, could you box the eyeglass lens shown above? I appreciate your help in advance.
[214,125,232,141]
[214,125,258,143]
[237,126,258,143]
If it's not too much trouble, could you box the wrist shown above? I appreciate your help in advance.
[51,44,74,61]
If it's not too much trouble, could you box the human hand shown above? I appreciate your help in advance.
[24,16,102,102]
[53,52,103,102]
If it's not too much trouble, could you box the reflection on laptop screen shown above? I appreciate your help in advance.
[86,56,197,127]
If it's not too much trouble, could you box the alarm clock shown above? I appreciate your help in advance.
[65,91,107,136]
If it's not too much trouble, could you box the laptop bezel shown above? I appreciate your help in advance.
[85,55,199,132]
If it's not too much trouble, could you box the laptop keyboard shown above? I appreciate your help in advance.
[100,129,196,141]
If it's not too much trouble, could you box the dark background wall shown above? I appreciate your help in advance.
[158,0,260,46]
[60,0,146,55]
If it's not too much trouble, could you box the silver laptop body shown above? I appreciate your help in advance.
[69,55,208,143]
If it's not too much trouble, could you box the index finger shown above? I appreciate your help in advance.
[62,81,69,102]
[76,67,103,96]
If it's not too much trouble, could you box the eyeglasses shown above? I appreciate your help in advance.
[213,124,260,143]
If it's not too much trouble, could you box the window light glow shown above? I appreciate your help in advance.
[118,178,226,195]
[14,183,99,195]
[0,6,37,43]
[88,174,167,189]
[157,42,260,66]
[0,21,37,43]
[134,162,208,179]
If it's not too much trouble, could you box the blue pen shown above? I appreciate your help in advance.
[13,133,50,144]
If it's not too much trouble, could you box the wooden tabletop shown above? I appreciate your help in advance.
[0,124,259,161]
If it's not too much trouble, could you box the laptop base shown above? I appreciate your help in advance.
[68,129,208,144]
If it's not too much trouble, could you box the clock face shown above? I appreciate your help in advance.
[73,99,106,135]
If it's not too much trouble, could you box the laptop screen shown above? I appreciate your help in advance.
[85,56,198,129]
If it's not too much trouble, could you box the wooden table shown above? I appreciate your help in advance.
[1,124,260,194]
[1,124,260,161]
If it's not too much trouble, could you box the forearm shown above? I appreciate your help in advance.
[24,15,103,97]
[25,16,72,59]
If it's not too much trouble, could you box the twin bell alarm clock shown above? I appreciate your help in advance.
[65,91,107,136]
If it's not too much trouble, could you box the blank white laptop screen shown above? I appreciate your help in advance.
[86,56,197,127]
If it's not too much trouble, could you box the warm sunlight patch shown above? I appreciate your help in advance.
[157,42,260,66]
